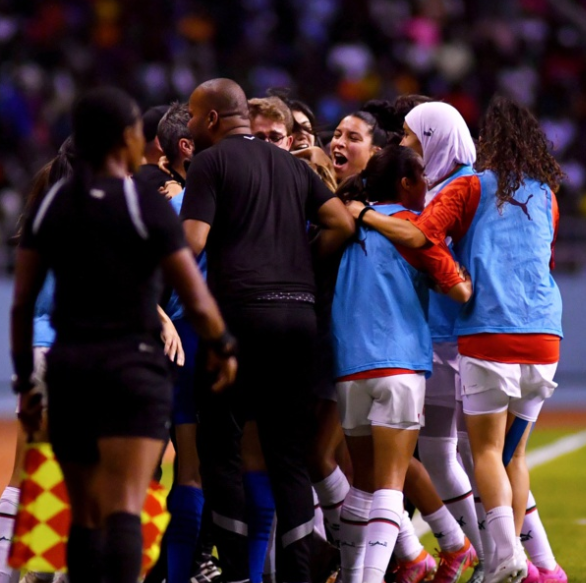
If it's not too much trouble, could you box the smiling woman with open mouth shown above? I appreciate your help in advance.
[329,104,394,184]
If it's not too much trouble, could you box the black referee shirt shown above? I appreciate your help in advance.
[20,176,187,340]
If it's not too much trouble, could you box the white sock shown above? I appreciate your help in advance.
[340,487,373,583]
[363,489,403,583]
[458,430,495,567]
[394,510,424,562]
[422,505,465,553]
[521,491,556,571]
[313,466,350,547]
[0,487,19,583]
[486,506,517,565]
[312,487,328,541]
[419,436,484,561]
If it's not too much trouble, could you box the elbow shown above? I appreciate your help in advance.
[187,235,205,257]
[448,283,473,303]
[408,230,428,249]
[342,215,356,238]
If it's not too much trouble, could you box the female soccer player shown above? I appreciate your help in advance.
[10,87,237,583]
[332,144,472,583]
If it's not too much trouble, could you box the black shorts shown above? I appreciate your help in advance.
[46,334,173,464]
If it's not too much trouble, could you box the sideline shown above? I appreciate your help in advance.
[413,429,586,537]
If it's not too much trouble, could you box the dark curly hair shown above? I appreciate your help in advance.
[335,144,422,205]
[476,95,565,211]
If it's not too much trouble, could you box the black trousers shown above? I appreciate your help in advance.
[197,302,317,583]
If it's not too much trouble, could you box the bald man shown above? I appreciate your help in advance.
[180,78,354,583]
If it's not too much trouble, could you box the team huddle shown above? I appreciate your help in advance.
[1,77,565,583]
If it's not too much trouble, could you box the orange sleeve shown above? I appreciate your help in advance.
[393,211,464,294]
[550,190,559,270]
[414,175,481,245]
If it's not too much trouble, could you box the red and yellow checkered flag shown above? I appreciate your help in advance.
[8,442,170,575]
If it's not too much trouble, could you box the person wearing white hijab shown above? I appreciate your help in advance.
[402,101,476,191]
[399,102,491,583]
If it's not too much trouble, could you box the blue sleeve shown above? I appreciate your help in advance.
[33,271,56,347]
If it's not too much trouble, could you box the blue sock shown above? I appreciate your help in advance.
[167,485,205,583]
[244,472,276,583]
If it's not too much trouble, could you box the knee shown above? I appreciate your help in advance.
[306,449,337,482]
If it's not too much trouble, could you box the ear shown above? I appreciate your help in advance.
[285,135,294,151]
[207,110,219,130]
[178,138,193,156]
[370,145,382,156]
[400,176,411,192]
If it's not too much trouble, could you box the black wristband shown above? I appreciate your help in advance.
[205,329,238,358]
[11,352,34,394]
[357,205,374,226]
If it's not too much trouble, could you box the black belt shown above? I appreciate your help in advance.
[254,292,316,304]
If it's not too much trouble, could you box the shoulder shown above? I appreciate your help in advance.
[393,209,418,220]
[444,173,479,191]
[134,164,170,190]
[436,174,480,204]
[132,178,175,214]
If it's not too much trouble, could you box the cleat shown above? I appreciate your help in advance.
[191,556,222,583]
[484,546,527,583]
[467,561,485,583]
[394,549,437,583]
[521,561,540,583]
[536,564,567,583]
[432,537,477,583]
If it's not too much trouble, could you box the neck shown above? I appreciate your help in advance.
[143,144,163,165]
[214,122,251,144]
[430,164,465,189]
[96,154,129,179]
[172,161,187,180]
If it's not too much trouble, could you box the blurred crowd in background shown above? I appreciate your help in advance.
[1,0,586,271]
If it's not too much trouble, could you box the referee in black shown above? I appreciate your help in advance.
[11,87,237,583]
[180,78,355,583]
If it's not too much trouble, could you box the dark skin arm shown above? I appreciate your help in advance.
[312,197,356,258]
[183,219,210,258]
[10,248,49,433]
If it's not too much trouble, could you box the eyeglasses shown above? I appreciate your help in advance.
[254,131,287,144]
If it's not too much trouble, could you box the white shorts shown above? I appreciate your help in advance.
[459,356,558,422]
[336,373,426,436]
[15,347,50,413]
[426,342,459,407]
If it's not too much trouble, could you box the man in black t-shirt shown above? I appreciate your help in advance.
[181,78,354,583]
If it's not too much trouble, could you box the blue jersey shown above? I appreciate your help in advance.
[332,203,433,378]
[454,170,563,337]
[165,189,207,320]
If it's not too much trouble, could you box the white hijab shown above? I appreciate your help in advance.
[405,101,476,187]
